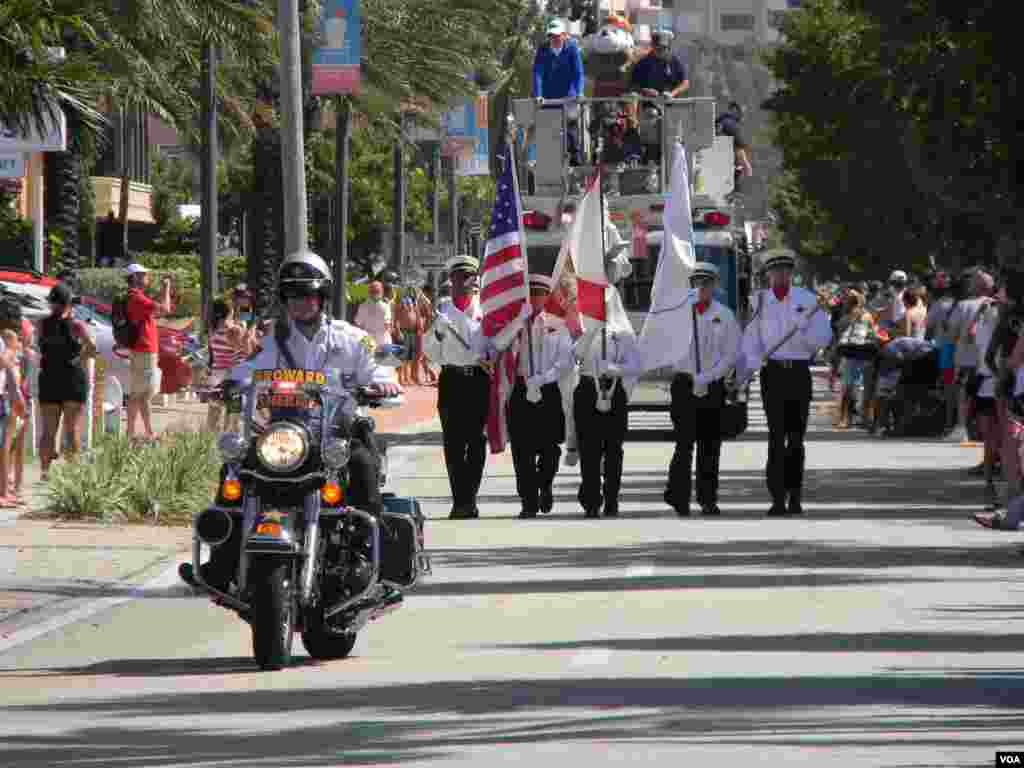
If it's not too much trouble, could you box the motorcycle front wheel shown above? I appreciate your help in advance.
[250,560,294,670]
[301,610,358,660]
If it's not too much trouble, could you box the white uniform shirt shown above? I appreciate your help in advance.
[517,314,574,384]
[354,299,393,347]
[672,299,741,382]
[741,287,833,370]
[577,329,641,378]
[230,317,388,419]
[422,298,488,367]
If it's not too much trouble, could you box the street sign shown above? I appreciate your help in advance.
[0,154,25,178]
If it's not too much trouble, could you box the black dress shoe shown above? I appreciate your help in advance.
[448,504,464,520]
[518,506,539,519]
[540,488,554,514]
[787,494,804,516]
[465,505,480,519]
[766,504,788,517]
[603,502,619,518]
[700,504,722,516]
[664,490,689,517]
[583,506,600,519]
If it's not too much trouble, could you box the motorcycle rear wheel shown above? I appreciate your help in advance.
[251,560,294,670]
[301,621,358,660]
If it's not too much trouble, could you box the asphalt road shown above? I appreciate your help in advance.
[1,377,1022,767]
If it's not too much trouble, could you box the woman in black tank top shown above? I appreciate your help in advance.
[37,283,96,478]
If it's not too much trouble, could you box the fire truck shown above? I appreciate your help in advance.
[509,95,744,438]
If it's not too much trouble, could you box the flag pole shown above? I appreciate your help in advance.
[505,130,533,376]
[599,168,607,361]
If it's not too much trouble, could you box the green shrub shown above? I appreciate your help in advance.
[44,429,221,525]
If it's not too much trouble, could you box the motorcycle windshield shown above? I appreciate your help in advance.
[240,368,352,438]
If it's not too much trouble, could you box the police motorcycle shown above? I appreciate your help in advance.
[183,361,430,671]
[180,248,430,671]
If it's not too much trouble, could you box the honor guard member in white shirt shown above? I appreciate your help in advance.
[422,255,490,520]
[574,294,641,519]
[663,263,741,517]
[509,273,575,518]
[740,251,833,516]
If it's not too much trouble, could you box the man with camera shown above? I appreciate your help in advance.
[123,263,172,441]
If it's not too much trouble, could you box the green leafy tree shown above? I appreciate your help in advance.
[765,0,1018,275]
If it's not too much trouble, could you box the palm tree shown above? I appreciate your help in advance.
[1,0,276,273]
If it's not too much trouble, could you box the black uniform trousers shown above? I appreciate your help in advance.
[666,373,724,508]
[508,378,565,513]
[760,360,812,504]
[574,376,628,511]
[437,365,490,508]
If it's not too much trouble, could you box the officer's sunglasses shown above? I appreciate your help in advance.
[281,284,319,300]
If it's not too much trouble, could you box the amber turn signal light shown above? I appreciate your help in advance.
[221,478,242,501]
[321,482,343,505]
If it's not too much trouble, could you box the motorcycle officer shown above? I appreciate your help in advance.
[180,250,402,592]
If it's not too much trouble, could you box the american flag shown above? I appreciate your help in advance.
[481,143,529,453]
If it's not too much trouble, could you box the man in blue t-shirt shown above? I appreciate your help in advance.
[533,19,585,164]
[628,29,689,165]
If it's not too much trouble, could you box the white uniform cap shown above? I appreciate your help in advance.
[446,255,480,274]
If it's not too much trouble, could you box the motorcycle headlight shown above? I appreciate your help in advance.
[217,432,248,462]
[256,423,309,472]
[322,438,351,469]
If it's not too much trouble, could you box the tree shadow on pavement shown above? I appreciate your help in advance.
[0,673,1021,766]
[587,466,991,519]
[425,538,1024,573]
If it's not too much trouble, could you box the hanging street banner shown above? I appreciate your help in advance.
[311,0,361,96]
[0,112,67,153]
[0,155,26,178]
[442,93,489,176]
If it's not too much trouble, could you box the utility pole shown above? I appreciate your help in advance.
[199,41,218,328]
[278,0,308,255]
[332,99,351,320]
[447,156,459,256]
[391,113,405,271]
[431,141,442,246]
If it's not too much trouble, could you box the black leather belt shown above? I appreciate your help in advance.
[442,364,482,374]
[765,359,810,370]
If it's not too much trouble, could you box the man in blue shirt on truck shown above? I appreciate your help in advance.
[533,18,585,165]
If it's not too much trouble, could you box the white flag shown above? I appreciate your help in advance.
[638,143,697,371]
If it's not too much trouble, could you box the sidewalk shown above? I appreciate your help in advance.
[0,384,439,644]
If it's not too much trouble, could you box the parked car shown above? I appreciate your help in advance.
[0,269,195,396]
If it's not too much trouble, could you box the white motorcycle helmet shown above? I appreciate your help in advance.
[277,250,333,306]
